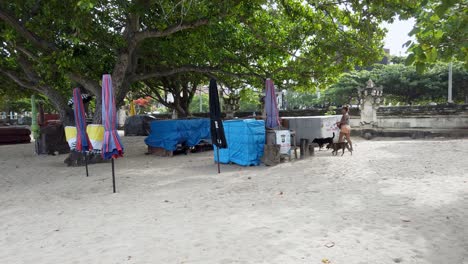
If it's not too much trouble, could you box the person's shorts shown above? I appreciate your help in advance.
[341,125,351,134]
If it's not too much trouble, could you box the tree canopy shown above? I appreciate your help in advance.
[0,0,441,123]
[324,61,468,106]
[405,0,467,70]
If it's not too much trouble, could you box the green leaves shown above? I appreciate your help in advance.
[403,40,413,48]
[435,0,454,17]
[328,61,468,105]
[3,0,462,116]
[405,0,467,69]
[415,61,426,73]
[77,0,96,11]
[433,30,444,40]
[427,47,438,62]
[429,14,440,23]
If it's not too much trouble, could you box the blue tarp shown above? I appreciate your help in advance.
[145,119,210,151]
[215,119,265,166]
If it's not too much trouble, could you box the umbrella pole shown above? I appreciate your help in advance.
[216,147,220,174]
[84,152,89,177]
[112,158,116,193]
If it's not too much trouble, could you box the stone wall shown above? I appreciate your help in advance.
[151,104,468,131]
[376,104,468,129]
[377,104,468,116]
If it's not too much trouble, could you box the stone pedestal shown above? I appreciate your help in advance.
[358,79,383,128]
[357,79,383,139]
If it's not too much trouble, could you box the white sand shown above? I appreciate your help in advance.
[0,137,467,264]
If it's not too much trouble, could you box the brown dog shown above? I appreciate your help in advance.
[327,142,352,156]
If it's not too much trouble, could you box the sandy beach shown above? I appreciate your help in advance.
[0,137,467,264]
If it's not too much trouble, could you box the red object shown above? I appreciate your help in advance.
[38,114,60,126]
[133,97,151,107]
[0,127,31,145]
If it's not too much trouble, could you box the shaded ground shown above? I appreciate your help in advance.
[0,137,467,264]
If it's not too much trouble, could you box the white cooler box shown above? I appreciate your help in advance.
[282,115,341,145]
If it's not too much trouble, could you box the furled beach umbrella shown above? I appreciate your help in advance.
[73,88,93,176]
[102,74,124,193]
[208,79,227,173]
[265,79,281,129]
[31,95,40,154]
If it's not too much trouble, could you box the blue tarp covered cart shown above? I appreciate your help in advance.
[145,119,210,151]
[215,119,265,166]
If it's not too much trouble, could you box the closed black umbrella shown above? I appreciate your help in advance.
[209,79,227,173]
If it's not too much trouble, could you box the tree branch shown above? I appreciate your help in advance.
[141,81,171,108]
[17,55,41,83]
[9,42,38,60]
[134,18,209,42]
[68,73,101,95]
[0,9,57,51]
[131,65,261,82]
[188,81,198,103]
[8,42,102,99]
[1,62,70,109]
[0,68,40,92]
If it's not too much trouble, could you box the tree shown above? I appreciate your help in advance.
[325,69,373,105]
[138,73,205,117]
[284,91,319,110]
[405,0,468,70]
[390,56,406,65]
[189,88,261,114]
[189,93,209,114]
[424,62,468,103]
[0,0,248,123]
[327,62,468,105]
[1,0,424,124]
[239,88,260,112]
[0,74,31,112]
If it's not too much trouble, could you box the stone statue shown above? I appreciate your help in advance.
[358,79,383,127]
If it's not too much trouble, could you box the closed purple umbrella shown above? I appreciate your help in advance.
[73,88,93,176]
[102,74,124,193]
[265,79,281,129]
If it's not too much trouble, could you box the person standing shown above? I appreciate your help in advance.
[337,106,353,151]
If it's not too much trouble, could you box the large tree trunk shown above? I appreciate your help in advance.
[174,103,189,118]
[41,87,75,126]
[112,30,138,109]
[59,108,75,126]
[115,80,130,108]
[93,94,102,124]
[140,77,199,119]
[171,88,191,118]
[112,62,130,107]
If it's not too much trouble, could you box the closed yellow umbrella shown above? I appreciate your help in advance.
[129,101,136,116]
